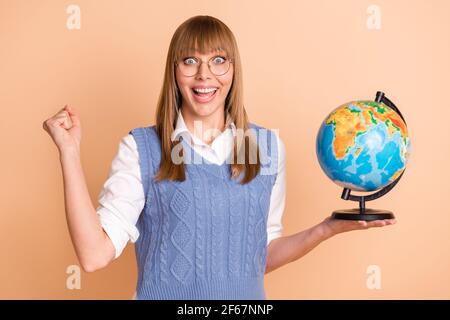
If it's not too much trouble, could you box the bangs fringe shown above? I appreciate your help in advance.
[173,16,235,61]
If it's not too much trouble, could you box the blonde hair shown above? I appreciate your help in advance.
[154,15,261,184]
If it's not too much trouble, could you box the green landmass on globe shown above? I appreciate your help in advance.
[316,100,411,192]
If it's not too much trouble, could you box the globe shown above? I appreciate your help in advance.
[316,100,411,192]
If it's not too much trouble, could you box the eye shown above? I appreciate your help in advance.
[212,56,226,64]
[183,57,198,65]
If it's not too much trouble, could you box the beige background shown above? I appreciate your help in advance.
[1,0,449,299]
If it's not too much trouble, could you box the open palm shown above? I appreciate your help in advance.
[322,216,397,236]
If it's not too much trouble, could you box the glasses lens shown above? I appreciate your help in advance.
[210,57,230,76]
[178,58,198,77]
[178,57,231,76]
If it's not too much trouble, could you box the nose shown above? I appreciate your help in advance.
[195,61,212,80]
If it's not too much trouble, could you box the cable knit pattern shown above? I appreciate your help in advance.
[129,123,278,300]
[169,187,193,283]
[244,182,257,277]
[254,180,270,275]
[211,178,225,276]
[227,182,244,277]
[192,165,206,281]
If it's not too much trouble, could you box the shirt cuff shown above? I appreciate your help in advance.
[267,231,283,246]
[98,208,134,259]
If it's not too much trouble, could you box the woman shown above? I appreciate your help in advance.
[43,15,396,300]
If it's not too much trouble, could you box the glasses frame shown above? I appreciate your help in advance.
[175,55,233,77]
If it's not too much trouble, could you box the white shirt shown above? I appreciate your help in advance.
[96,111,286,259]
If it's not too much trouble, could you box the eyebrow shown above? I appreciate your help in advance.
[180,53,229,62]
[180,48,228,57]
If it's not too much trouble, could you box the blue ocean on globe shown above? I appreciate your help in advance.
[316,101,411,192]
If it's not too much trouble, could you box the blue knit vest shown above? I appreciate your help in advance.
[128,123,278,300]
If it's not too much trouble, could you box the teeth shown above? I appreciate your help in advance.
[193,88,217,94]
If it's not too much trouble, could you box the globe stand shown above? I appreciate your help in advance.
[332,91,407,221]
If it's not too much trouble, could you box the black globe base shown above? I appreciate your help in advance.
[332,208,395,221]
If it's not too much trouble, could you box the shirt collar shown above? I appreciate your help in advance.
[170,109,237,146]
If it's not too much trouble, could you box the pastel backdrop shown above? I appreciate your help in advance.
[0,0,449,299]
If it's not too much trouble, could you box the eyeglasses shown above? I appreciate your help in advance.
[175,56,233,77]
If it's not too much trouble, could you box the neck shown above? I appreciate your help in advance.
[180,105,226,145]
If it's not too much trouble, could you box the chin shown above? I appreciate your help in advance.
[190,102,221,118]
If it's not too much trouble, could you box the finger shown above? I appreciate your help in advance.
[53,112,73,129]
[60,113,73,129]
[357,220,368,229]
[368,220,383,228]
[368,220,387,228]
[378,220,386,227]
[57,110,70,117]
[360,220,377,229]
[64,105,81,127]
[382,219,396,226]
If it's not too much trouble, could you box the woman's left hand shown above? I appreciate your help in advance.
[320,216,397,238]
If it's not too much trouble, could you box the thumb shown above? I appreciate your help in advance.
[65,105,81,127]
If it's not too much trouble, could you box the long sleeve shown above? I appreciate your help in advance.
[96,134,145,259]
[266,134,286,246]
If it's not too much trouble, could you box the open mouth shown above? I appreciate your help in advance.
[191,87,218,103]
